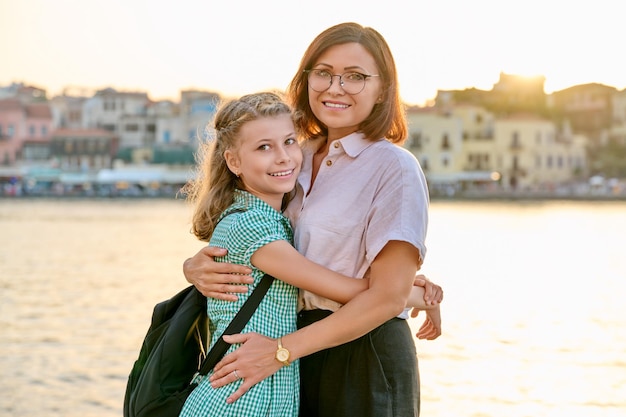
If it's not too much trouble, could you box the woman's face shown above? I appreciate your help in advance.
[307,42,382,140]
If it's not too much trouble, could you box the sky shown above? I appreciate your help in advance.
[1,0,624,106]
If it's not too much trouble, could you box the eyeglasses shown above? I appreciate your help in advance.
[304,69,380,95]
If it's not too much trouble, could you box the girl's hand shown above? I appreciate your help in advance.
[409,275,443,340]
[406,275,443,310]
[209,333,283,403]
[413,274,443,306]
[183,246,253,301]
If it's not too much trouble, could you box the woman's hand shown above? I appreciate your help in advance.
[183,246,253,301]
[209,333,283,403]
[411,304,442,340]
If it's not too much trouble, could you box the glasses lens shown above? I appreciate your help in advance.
[307,69,331,92]
[341,72,366,94]
[306,70,367,94]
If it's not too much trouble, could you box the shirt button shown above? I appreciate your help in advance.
[333,142,340,149]
[326,160,333,167]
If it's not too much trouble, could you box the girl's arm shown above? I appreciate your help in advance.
[183,247,443,306]
[210,239,420,403]
[251,240,368,304]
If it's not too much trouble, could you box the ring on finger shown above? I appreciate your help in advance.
[233,370,240,379]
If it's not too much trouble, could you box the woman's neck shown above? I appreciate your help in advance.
[327,127,357,143]
[315,138,329,158]
[309,138,328,192]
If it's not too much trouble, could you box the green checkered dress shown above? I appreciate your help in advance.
[180,190,299,417]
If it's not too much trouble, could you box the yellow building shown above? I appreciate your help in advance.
[493,115,587,190]
[406,105,588,195]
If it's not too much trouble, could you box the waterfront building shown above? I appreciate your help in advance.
[405,107,466,195]
[49,92,88,130]
[82,88,154,150]
[177,89,220,145]
[453,104,496,177]
[493,115,587,190]
[50,128,119,172]
[0,98,53,166]
[406,105,588,194]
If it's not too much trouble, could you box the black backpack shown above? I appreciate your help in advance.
[123,274,274,417]
[123,285,208,417]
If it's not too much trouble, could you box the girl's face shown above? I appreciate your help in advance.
[224,114,302,211]
[307,42,382,141]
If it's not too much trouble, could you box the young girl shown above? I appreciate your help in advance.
[185,23,443,417]
[179,92,370,417]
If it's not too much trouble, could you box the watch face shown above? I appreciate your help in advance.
[277,349,289,362]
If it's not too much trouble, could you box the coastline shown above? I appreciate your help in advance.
[2,192,625,203]
[429,192,626,202]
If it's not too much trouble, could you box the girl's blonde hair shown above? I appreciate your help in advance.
[185,91,293,241]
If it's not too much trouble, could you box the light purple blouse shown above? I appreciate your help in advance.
[284,132,429,316]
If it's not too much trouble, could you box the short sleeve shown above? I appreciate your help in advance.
[224,210,291,268]
[364,148,429,264]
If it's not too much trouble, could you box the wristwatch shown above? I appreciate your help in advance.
[275,337,290,366]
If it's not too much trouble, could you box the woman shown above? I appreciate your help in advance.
[185,22,442,417]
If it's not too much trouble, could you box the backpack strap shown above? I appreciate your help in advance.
[195,272,275,377]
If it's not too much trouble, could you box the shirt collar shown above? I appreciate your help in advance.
[220,189,288,223]
[303,132,379,158]
[337,132,378,158]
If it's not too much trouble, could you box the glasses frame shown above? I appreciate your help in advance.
[304,69,380,95]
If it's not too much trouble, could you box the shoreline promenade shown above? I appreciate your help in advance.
[2,190,625,202]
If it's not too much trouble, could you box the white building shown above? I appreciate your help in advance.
[82,89,154,149]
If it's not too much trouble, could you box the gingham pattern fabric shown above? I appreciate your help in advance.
[180,190,299,417]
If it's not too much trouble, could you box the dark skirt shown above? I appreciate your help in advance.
[297,309,420,417]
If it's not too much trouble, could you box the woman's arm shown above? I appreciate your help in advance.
[251,240,368,304]
[272,239,418,354]
[210,239,420,403]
